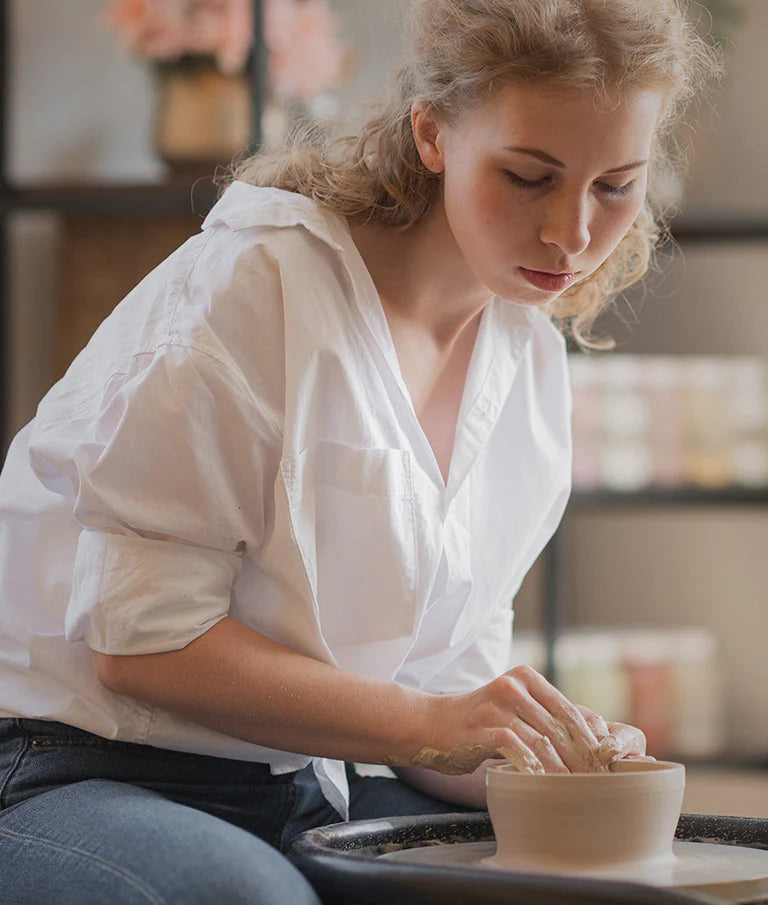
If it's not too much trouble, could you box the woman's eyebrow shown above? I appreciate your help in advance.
[505,146,649,173]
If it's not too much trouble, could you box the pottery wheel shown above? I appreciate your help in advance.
[380,841,768,903]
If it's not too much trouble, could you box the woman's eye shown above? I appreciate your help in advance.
[505,171,550,189]
[596,180,636,198]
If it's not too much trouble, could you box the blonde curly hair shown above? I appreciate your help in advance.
[228,0,721,348]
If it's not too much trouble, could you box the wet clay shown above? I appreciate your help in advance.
[550,704,613,772]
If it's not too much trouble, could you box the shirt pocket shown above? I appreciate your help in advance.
[281,442,419,647]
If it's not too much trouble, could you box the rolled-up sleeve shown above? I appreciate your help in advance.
[31,339,280,656]
[67,530,241,654]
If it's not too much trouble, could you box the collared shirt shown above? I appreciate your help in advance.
[0,182,572,818]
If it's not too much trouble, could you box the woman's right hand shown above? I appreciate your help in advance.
[412,665,615,776]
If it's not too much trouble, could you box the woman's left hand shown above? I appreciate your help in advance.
[576,704,652,765]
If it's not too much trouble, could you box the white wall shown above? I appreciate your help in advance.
[8,0,160,183]
[683,0,768,218]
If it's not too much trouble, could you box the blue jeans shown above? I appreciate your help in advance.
[0,719,455,904]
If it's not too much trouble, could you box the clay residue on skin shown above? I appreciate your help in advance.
[552,704,611,773]
[411,744,543,775]
[382,753,410,769]
[411,745,495,775]
[597,736,622,767]
[507,716,564,773]
[499,746,546,775]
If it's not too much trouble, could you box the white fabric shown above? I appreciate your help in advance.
[0,182,572,817]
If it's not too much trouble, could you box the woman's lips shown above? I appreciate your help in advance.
[519,267,578,292]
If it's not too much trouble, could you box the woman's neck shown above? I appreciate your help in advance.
[348,198,492,350]
[349,203,489,483]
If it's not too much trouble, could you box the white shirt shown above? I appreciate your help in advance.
[0,182,572,818]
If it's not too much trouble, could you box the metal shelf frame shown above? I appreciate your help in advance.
[542,485,768,682]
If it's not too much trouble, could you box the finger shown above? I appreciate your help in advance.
[500,687,588,772]
[607,721,647,756]
[575,704,610,741]
[505,673,600,772]
[509,717,570,773]
[491,727,546,775]
[598,721,648,766]
[504,667,604,772]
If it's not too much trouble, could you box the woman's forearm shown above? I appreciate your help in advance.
[93,620,644,780]
[92,616,432,766]
[394,761,492,809]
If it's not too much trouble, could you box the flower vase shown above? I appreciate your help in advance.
[154,66,252,175]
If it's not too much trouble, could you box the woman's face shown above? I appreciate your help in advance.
[414,82,663,306]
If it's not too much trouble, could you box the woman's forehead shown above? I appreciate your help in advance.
[460,82,664,157]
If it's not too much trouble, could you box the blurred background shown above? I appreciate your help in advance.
[1,0,767,806]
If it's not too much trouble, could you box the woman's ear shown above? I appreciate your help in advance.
[411,101,446,174]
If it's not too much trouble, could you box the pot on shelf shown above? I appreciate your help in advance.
[154,65,252,175]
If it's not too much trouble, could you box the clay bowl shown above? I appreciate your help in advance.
[485,760,686,872]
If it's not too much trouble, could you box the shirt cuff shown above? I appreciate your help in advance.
[66,529,241,655]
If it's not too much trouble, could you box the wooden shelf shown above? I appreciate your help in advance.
[0,178,220,217]
[669,219,768,243]
[570,486,768,509]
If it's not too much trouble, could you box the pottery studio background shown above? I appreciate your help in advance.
[3,0,768,766]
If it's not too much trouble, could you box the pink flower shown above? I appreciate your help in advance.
[265,0,346,102]
[105,0,346,98]
[105,0,253,74]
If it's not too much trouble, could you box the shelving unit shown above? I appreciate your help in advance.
[541,486,768,681]
[0,181,219,217]
[0,0,266,454]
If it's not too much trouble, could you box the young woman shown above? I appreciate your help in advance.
[0,1,719,902]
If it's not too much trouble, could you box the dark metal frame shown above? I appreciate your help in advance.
[1,0,9,455]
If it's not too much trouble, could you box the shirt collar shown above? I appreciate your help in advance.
[204,180,544,497]
[202,181,352,254]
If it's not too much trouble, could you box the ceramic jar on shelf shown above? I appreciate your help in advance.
[153,65,252,175]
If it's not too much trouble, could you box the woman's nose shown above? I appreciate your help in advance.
[539,192,591,257]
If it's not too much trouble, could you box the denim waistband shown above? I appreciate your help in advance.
[0,718,276,775]
[9,718,104,739]
[0,716,344,853]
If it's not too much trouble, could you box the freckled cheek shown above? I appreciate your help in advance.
[593,204,643,256]
[465,184,495,225]
[472,192,522,242]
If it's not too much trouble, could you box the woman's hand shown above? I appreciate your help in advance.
[576,704,651,764]
[414,665,620,776]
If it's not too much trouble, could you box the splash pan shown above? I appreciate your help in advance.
[380,839,768,901]
[289,811,768,905]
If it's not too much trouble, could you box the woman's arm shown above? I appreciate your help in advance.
[93,616,428,766]
[94,617,622,779]
[393,761,493,809]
